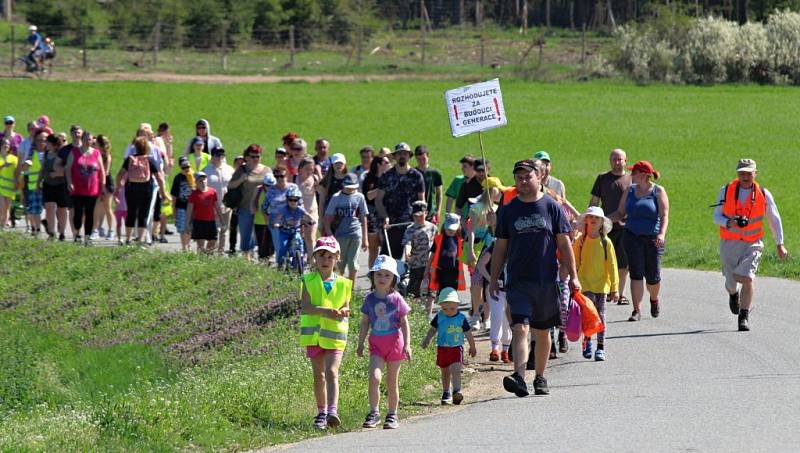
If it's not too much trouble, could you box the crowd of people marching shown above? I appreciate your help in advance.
[1,112,787,432]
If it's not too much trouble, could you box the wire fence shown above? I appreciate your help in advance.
[0,21,600,77]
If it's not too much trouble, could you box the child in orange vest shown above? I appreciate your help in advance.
[425,213,466,315]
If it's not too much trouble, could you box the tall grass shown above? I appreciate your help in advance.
[0,234,439,450]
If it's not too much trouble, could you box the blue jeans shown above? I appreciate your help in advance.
[238,210,256,252]
[270,226,282,260]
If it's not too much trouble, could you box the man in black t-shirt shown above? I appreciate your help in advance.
[489,159,580,398]
[375,142,425,259]
[414,144,443,224]
[589,148,632,304]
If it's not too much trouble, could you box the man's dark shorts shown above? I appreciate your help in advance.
[506,280,561,330]
[608,227,628,269]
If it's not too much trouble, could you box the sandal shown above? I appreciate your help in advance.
[628,310,641,322]
[617,296,630,305]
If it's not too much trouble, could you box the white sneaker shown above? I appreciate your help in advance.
[483,319,492,332]
[89,230,100,240]
[470,315,480,330]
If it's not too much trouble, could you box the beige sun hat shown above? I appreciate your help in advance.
[577,206,613,235]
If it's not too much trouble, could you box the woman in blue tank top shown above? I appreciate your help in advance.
[609,161,670,322]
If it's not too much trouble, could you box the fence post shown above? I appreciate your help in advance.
[356,25,363,66]
[479,34,485,67]
[220,23,228,71]
[10,24,15,74]
[288,25,295,68]
[581,22,586,65]
[152,21,161,67]
[420,21,426,66]
[81,24,87,69]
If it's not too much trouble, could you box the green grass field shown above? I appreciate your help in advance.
[0,235,439,450]
[3,78,797,277]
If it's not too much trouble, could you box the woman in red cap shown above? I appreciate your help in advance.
[610,161,669,322]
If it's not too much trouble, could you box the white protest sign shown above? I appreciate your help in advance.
[444,79,507,137]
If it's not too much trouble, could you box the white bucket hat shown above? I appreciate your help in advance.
[577,206,612,235]
[369,255,400,279]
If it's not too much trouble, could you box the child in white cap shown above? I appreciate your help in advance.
[573,206,618,361]
[357,255,412,430]
[421,288,476,405]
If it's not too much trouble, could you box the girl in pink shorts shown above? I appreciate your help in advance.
[356,255,411,430]
[113,184,127,244]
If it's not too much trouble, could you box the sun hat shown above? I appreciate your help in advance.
[262,173,276,186]
[36,115,50,127]
[211,147,225,157]
[192,136,205,146]
[393,142,411,153]
[330,153,346,166]
[342,172,360,189]
[414,144,428,156]
[736,158,757,173]
[28,25,38,32]
[577,206,612,235]
[444,213,460,232]
[275,147,287,155]
[195,171,207,178]
[437,287,460,305]
[533,150,551,162]
[411,200,427,214]
[178,156,190,168]
[369,254,401,279]
[313,236,340,254]
[4,115,15,124]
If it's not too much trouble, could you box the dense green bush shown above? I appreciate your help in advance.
[615,9,800,84]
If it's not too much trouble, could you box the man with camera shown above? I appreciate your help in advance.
[713,158,788,331]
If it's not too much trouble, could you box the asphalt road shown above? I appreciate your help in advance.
[275,268,800,453]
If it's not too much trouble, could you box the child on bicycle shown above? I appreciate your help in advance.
[274,186,314,269]
[300,236,352,430]
[356,255,411,430]
[323,172,368,283]
[421,287,476,405]
[573,206,618,361]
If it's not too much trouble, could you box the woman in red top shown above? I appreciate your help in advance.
[65,129,105,245]
[186,171,222,253]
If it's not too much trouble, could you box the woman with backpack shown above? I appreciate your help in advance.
[65,131,105,245]
[116,136,169,245]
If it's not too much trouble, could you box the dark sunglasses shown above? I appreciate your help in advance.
[274,174,286,178]
[287,198,300,202]
[4,121,13,125]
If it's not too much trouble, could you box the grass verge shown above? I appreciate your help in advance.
[0,233,439,450]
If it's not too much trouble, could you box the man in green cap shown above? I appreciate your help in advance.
[533,151,566,199]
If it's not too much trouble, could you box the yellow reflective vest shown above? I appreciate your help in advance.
[0,154,19,198]
[299,272,352,350]
[25,151,42,191]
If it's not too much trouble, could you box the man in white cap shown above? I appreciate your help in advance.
[713,158,788,331]
[375,142,424,259]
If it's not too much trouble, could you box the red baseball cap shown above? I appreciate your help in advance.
[628,160,656,175]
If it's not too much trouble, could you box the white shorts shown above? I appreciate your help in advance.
[719,239,763,292]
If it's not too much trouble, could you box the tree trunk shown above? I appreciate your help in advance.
[736,0,748,24]
[545,0,551,28]
[569,0,575,30]
[607,0,616,28]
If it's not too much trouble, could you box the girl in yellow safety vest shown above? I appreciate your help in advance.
[299,236,352,431]
[0,138,19,228]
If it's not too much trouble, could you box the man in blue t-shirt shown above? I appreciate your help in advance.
[489,159,581,398]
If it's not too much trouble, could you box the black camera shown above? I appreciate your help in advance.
[732,216,749,228]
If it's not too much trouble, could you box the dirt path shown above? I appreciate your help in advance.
[8,71,475,84]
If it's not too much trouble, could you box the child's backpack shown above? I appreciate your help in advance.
[127,155,151,182]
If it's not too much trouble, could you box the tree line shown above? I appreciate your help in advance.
[16,0,800,49]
